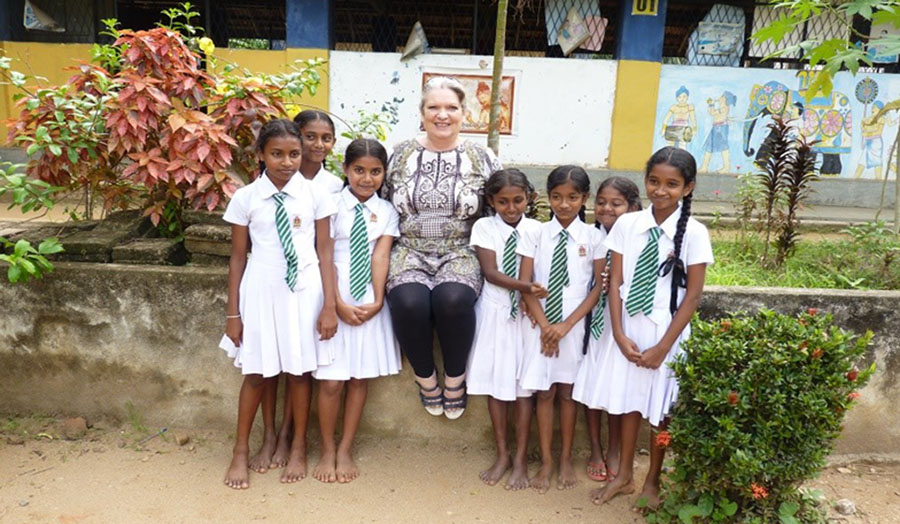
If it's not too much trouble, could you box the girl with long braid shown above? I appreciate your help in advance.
[591,147,713,509]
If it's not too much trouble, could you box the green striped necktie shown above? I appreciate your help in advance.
[625,227,661,316]
[349,202,371,301]
[544,229,569,324]
[590,250,612,339]
[501,229,519,318]
[272,192,299,292]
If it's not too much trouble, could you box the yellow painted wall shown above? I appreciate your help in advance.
[0,42,94,141]
[608,60,662,171]
[0,43,330,143]
[210,48,329,113]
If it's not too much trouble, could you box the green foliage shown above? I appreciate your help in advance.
[753,1,900,101]
[708,234,900,290]
[842,220,900,272]
[649,309,874,523]
[323,98,402,177]
[0,237,64,283]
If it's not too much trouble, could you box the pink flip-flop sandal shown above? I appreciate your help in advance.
[586,461,608,482]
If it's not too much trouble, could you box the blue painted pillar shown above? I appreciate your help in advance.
[286,0,332,48]
[615,0,668,61]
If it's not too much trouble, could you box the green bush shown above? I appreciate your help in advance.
[648,309,874,524]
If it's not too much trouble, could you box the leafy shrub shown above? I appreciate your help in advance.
[648,309,874,523]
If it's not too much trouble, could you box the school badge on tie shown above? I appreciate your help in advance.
[292,216,301,228]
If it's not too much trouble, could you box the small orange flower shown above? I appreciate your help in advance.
[728,391,739,405]
[799,318,809,326]
[655,431,671,448]
[720,320,732,330]
[751,483,769,500]
[847,370,858,381]
[807,308,818,316]
[848,391,860,401]
[811,348,823,359]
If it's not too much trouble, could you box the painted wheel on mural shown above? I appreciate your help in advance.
[821,110,844,138]
[843,110,852,134]
[769,90,787,114]
[757,93,770,110]
[800,109,820,137]
[855,77,878,104]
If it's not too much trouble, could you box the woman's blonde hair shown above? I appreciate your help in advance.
[420,76,466,112]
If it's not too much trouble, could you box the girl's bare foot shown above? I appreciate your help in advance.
[224,450,250,489]
[313,449,337,483]
[505,458,529,491]
[607,453,620,480]
[638,482,661,511]
[270,434,291,469]
[280,449,307,483]
[335,449,359,483]
[479,454,511,486]
[557,456,577,490]
[248,435,276,473]
[592,475,635,505]
[529,462,552,494]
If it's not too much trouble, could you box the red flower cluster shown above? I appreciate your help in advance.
[728,391,739,405]
[811,348,823,359]
[848,391,860,401]
[655,431,672,448]
[807,308,818,316]
[847,370,858,381]
[751,483,769,500]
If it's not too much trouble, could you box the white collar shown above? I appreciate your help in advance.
[633,204,683,239]
[340,186,375,211]
[547,215,588,243]
[257,172,305,200]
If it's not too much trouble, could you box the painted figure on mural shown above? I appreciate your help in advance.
[855,101,897,180]
[465,81,511,132]
[660,86,697,149]
[699,91,737,173]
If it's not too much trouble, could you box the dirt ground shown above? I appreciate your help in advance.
[0,416,898,524]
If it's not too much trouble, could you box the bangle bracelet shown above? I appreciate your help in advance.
[226,314,241,319]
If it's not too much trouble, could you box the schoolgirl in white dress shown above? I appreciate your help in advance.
[221,119,338,489]
[518,166,607,494]
[592,147,713,509]
[311,139,400,485]
[572,176,643,486]
[466,169,546,491]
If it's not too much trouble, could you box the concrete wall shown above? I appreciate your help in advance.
[328,51,617,168]
[0,263,896,454]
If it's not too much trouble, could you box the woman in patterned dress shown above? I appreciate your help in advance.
[381,77,502,419]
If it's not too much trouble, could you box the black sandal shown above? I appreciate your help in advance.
[442,381,467,420]
[417,382,444,416]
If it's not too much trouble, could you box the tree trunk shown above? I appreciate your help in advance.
[487,0,508,155]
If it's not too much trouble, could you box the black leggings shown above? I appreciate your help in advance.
[387,282,477,379]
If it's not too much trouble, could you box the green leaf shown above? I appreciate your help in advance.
[721,500,737,516]
[779,501,800,517]
[678,505,703,524]
[8,264,22,283]
[48,144,62,157]
[67,147,79,164]
[25,143,40,157]
[38,238,64,255]
[697,494,714,516]
[18,258,36,275]
[13,239,29,258]
[12,187,26,205]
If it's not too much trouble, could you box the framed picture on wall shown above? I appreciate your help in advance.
[422,72,516,135]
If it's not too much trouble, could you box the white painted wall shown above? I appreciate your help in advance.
[328,51,617,169]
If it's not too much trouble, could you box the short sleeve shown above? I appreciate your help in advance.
[483,146,502,174]
[469,218,494,250]
[222,187,250,226]
[604,215,629,255]
[312,183,338,220]
[383,203,400,238]
[685,220,715,266]
[591,227,608,260]
[516,224,539,259]
[329,208,340,239]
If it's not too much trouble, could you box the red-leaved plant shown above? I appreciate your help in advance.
[3,5,321,232]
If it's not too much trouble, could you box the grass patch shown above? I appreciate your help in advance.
[708,234,900,290]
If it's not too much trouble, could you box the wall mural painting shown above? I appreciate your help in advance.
[653,66,900,179]
[422,72,516,135]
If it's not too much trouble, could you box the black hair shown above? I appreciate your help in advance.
[293,109,336,135]
[646,146,697,315]
[256,118,302,175]
[546,165,590,222]
[342,138,389,189]
[482,168,535,217]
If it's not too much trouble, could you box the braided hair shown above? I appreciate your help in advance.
[547,165,590,222]
[483,168,536,218]
[646,146,696,315]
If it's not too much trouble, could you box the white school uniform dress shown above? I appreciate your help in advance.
[518,217,606,391]
[314,187,402,380]
[590,205,714,426]
[311,165,344,194]
[466,214,542,401]
[218,172,337,378]
[572,226,613,408]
